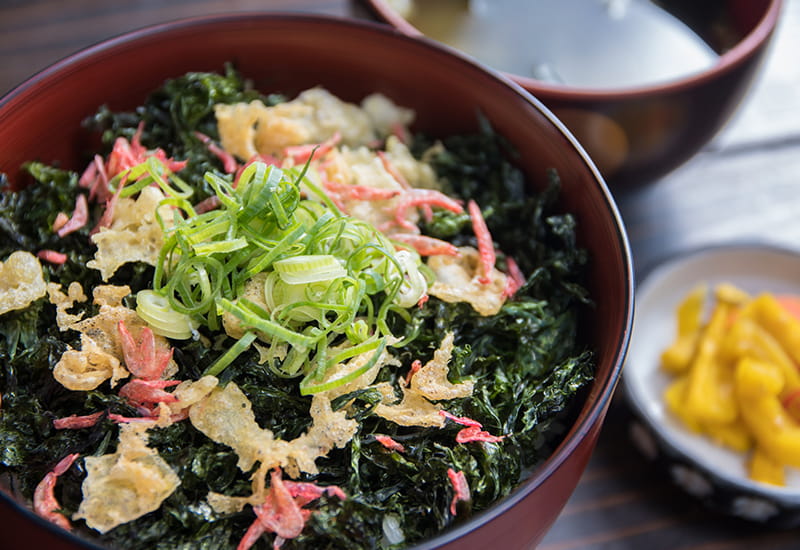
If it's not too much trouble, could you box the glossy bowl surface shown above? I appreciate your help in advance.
[0,13,633,550]
[366,0,783,188]
[624,243,800,526]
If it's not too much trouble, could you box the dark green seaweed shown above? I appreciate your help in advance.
[0,69,594,549]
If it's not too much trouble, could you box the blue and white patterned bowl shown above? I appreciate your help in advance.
[622,243,800,527]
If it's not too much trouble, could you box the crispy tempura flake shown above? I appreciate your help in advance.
[408,332,473,400]
[53,333,128,391]
[189,382,280,473]
[215,88,407,161]
[47,281,88,329]
[51,285,177,391]
[189,382,358,479]
[0,251,47,315]
[427,246,508,316]
[373,383,445,428]
[373,332,473,428]
[74,424,180,533]
[87,185,172,281]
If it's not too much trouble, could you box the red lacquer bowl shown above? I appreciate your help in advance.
[366,0,783,189]
[0,14,633,550]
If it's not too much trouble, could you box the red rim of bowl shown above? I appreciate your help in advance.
[0,12,634,550]
[365,0,783,100]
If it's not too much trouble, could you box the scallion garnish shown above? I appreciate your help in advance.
[145,160,426,387]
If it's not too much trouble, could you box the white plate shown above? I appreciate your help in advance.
[623,243,800,524]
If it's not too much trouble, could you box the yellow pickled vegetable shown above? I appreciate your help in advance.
[660,284,706,374]
[714,282,751,306]
[702,417,752,452]
[736,357,800,469]
[664,376,701,432]
[661,283,800,486]
[684,300,737,425]
[749,447,785,486]
[748,293,800,365]
[720,316,798,389]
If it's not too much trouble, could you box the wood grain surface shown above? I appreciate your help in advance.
[2,1,800,548]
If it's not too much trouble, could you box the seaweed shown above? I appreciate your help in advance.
[0,70,595,549]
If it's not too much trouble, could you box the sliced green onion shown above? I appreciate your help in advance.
[278,343,313,377]
[300,338,387,395]
[294,166,343,216]
[157,197,196,222]
[273,254,346,285]
[204,331,258,376]
[204,172,239,210]
[345,319,371,344]
[263,272,318,323]
[144,157,194,199]
[192,237,249,256]
[136,289,198,340]
[324,335,384,370]
[243,223,306,278]
[182,214,232,244]
[217,297,315,349]
[393,250,428,308]
[163,255,224,316]
[237,162,278,224]
[148,159,431,389]
[120,157,194,199]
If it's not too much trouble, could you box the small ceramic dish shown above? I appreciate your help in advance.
[623,243,800,527]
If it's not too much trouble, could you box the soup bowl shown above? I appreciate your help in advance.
[0,13,633,550]
[366,0,783,188]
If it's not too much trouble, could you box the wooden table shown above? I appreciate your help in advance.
[2,1,800,549]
